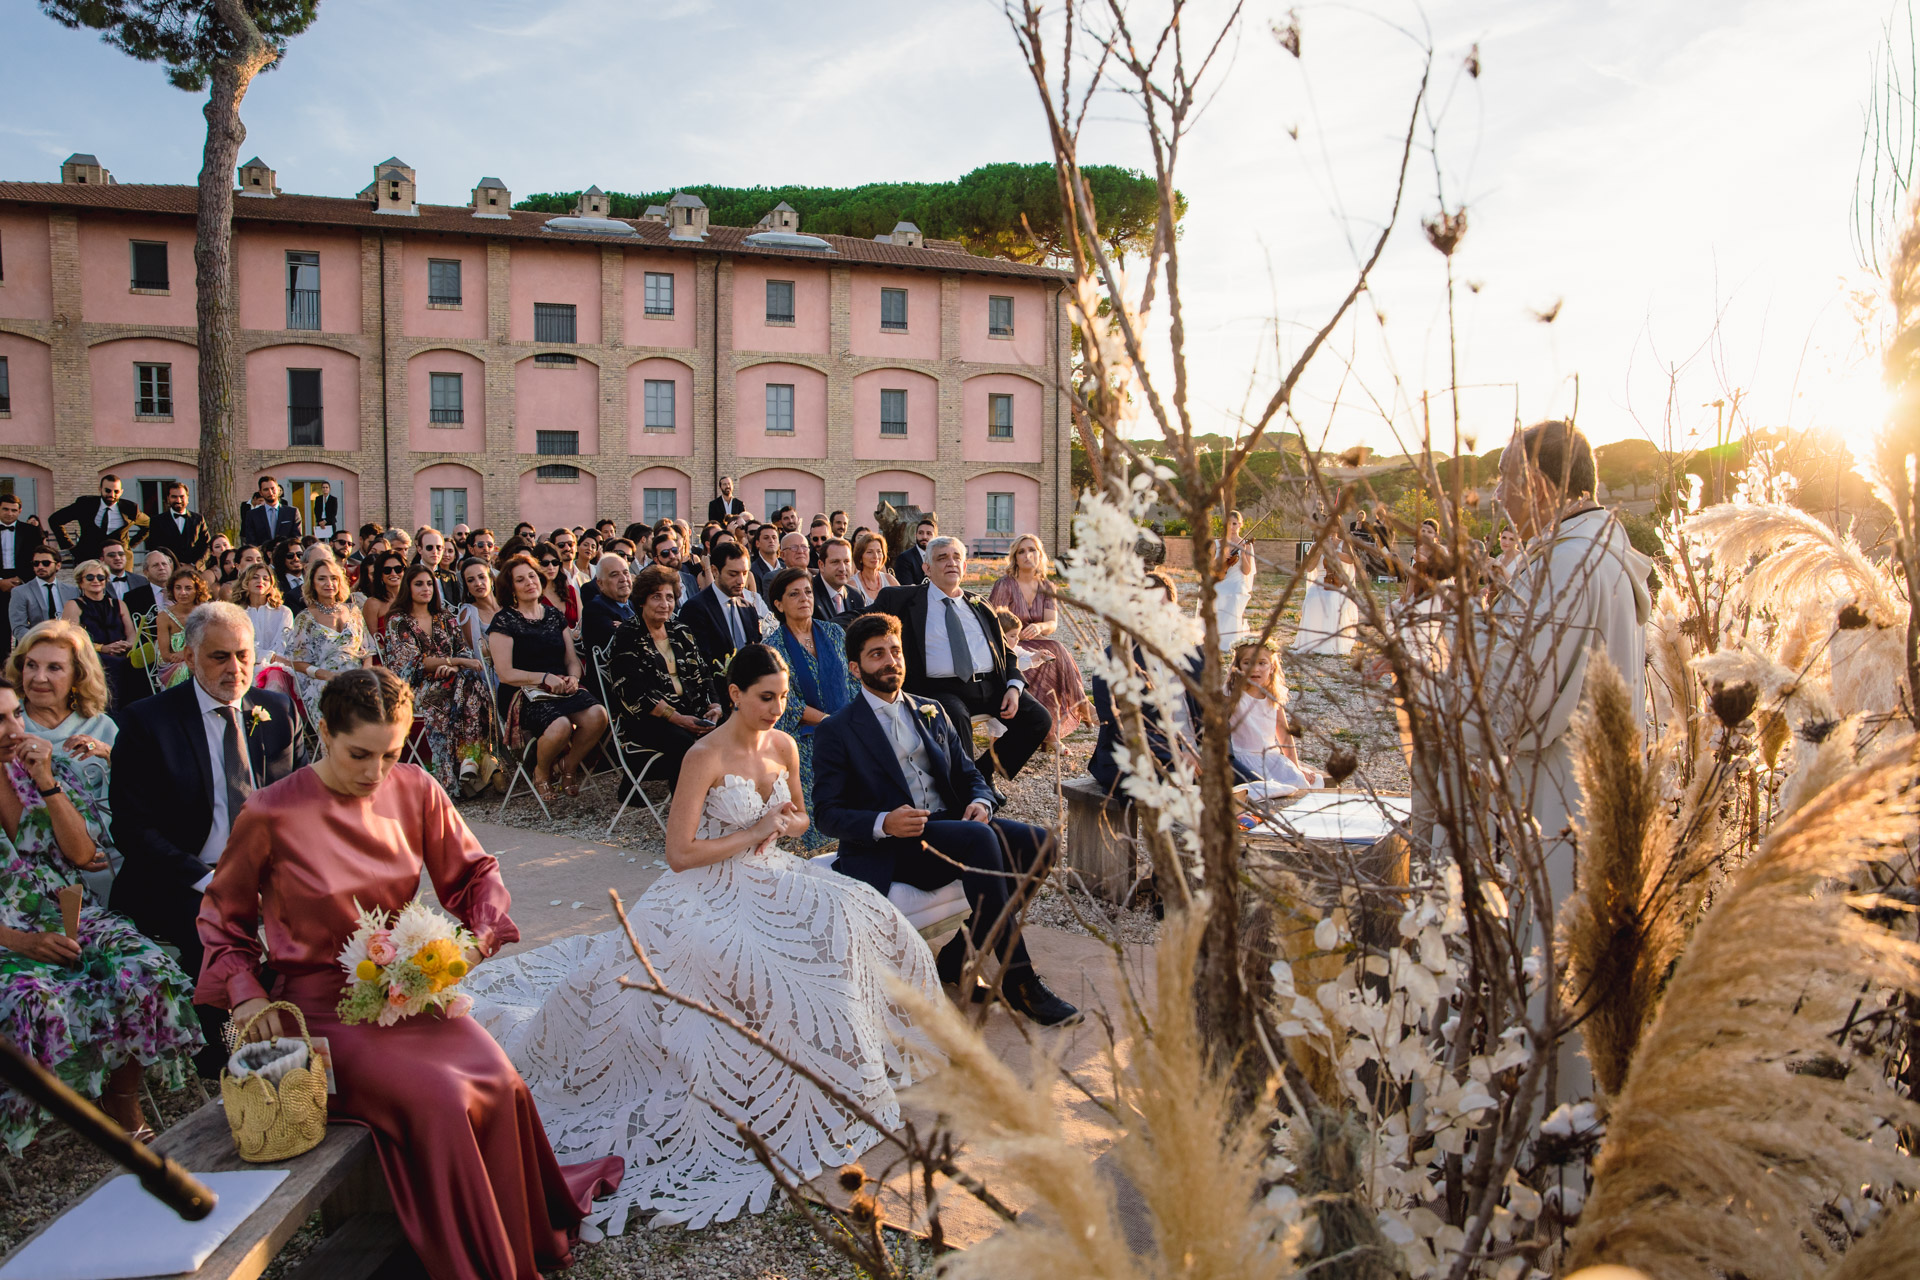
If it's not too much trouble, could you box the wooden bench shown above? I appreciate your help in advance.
[1,1102,402,1280]
[1061,775,1138,904]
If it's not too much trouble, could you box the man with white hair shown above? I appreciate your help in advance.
[110,600,297,1076]
[778,531,811,573]
[866,535,1052,796]
[581,552,636,654]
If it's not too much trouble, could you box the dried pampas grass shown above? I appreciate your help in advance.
[1565,738,1920,1279]
[1681,502,1903,627]
[891,896,1292,1280]
[1561,654,1717,1098]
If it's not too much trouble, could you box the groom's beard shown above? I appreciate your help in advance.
[859,667,902,696]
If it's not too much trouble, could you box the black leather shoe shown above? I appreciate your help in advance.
[987,786,1010,809]
[935,940,967,987]
[1004,973,1081,1027]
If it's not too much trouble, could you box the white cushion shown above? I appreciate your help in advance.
[811,853,970,933]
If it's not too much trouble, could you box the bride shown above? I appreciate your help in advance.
[467,644,940,1233]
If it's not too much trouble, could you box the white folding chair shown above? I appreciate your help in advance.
[490,692,552,823]
[591,642,669,838]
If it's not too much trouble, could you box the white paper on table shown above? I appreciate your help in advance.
[0,1169,288,1280]
[1247,791,1412,846]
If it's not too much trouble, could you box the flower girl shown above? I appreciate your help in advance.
[1229,638,1321,795]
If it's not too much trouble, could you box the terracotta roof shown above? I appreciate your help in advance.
[0,181,1069,281]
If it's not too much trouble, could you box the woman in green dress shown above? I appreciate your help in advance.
[763,567,855,852]
[0,681,201,1149]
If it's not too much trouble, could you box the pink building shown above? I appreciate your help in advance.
[0,155,1072,554]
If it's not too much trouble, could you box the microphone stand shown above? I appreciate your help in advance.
[0,1033,215,1220]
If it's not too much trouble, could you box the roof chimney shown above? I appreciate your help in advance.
[756,201,800,232]
[237,156,278,198]
[60,153,113,186]
[640,204,668,225]
[470,176,511,219]
[363,156,418,216]
[883,221,923,249]
[667,191,709,241]
[571,185,610,217]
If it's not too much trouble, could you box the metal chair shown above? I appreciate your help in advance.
[591,641,669,838]
[490,690,552,823]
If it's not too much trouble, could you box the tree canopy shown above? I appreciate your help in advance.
[39,0,318,91]
[516,163,1181,265]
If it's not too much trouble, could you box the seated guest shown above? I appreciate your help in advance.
[848,530,897,608]
[676,541,765,707]
[813,613,1078,1026]
[197,669,621,1274]
[212,546,242,598]
[381,565,491,796]
[8,620,120,894]
[1088,571,1197,796]
[748,524,783,599]
[807,516,831,567]
[0,680,202,1146]
[272,538,308,614]
[9,546,70,640]
[531,541,581,628]
[989,533,1088,742]
[109,602,296,1077]
[812,537,859,629]
[778,532,810,574]
[764,567,855,851]
[152,567,213,690]
[100,540,145,607]
[866,536,1053,795]
[487,553,607,803]
[1229,637,1320,792]
[284,558,370,710]
[455,557,501,697]
[607,566,719,790]
[417,528,458,606]
[648,530,698,605]
[61,560,139,713]
[580,553,635,655]
[892,514,937,587]
[236,562,298,703]
[358,549,409,638]
[124,547,178,617]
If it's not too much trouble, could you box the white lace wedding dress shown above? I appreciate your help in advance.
[466,769,941,1232]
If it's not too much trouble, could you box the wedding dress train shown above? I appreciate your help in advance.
[466,770,941,1232]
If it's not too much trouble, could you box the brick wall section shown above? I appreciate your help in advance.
[0,197,1074,554]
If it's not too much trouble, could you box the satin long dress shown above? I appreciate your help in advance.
[196,764,623,1280]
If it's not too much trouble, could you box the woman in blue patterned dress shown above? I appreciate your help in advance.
[0,682,200,1148]
[764,567,856,852]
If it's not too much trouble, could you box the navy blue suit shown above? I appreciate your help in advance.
[814,691,1053,976]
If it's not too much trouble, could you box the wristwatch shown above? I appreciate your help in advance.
[38,784,64,801]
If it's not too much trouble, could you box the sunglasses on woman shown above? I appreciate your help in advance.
[383,566,405,576]
[80,573,106,582]
[538,558,560,568]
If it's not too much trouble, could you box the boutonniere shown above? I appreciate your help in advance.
[245,704,271,734]
[917,702,940,723]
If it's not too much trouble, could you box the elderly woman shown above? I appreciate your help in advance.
[488,553,607,802]
[151,567,213,690]
[988,532,1088,742]
[61,559,139,712]
[381,564,492,795]
[0,681,201,1148]
[6,622,119,896]
[284,557,370,710]
[763,566,856,850]
[606,564,718,791]
[848,530,898,608]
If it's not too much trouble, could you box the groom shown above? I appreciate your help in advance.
[814,612,1079,1027]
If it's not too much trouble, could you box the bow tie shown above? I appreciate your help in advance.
[0,524,13,532]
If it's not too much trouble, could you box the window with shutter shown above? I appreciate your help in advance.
[288,369,323,446]
[135,363,173,417]
[880,287,908,331]
[429,373,463,423]
[880,388,908,436]
[765,384,795,433]
[130,241,169,291]
[644,272,674,316]
[644,380,676,430]
[766,280,795,324]
[286,252,320,329]
[989,392,1014,439]
[427,259,462,306]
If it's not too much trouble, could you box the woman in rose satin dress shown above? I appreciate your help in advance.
[196,669,622,1280]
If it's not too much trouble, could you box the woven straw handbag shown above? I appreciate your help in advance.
[220,1001,329,1162]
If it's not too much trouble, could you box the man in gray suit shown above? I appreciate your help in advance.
[8,546,69,637]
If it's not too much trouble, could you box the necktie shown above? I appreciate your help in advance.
[46,584,57,617]
[221,705,256,822]
[944,597,975,681]
[96,505,108,529]
[726,599,746,649]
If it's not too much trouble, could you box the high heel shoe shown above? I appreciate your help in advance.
[561,767,582,798]
[533,776,559,805]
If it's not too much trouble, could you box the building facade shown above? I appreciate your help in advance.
[0,155,1073,552]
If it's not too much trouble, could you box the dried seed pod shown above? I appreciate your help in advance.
[1325,746,1359,785]
[1709,679,1758,728]
[848,1190,879,1223]
[1836,603,1871,630]
[837,1163,867,1192]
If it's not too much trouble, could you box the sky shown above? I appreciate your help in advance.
[0,0,1906,456]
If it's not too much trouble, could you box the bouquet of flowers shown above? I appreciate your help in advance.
[335,899,479,1026]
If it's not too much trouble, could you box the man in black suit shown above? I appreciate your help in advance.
[707,475,746,524]
[581,553,636,654]
[142,481,212,568]
[49,474,148,563]
[309,479,340,539]
[748,524,783,601]
[891,513,937,586]
[100,539,145,605]
[0,491,47,656]
[813,537,859,630]
[240,475,301,547]
[866,535,1052,795]
[677,541,763,706]
[814,612,1077,1026]
[647,529,698,606]
[110,601,296,1076]
[124,547,179,617]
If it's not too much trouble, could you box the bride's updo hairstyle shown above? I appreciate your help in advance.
[726,643,789,694]
[319,667,414,735]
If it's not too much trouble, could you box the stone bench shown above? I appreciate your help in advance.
[2,1101,400,1280]
[1060,775,1138,904]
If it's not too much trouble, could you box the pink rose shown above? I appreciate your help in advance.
[445,993,474,1019]
[386,985,409,1008]
[367,932,397,966]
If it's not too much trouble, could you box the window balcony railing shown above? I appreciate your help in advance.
[430,407,464,423]
[765,311,795,325]
[880,420,908,436]
[286,288,321,330]
[881,318,908,331]
[288,407,324,447]
[990,323,1014,338]
[427,293,462,307]
[131,276,170,291]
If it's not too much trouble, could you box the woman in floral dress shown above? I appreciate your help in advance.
[0,683,201,1148]
[381,565,492,794]
[284,558,371,710]
[988,533,1088,741]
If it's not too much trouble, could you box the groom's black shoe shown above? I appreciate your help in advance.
[1004,972,1081,1028]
